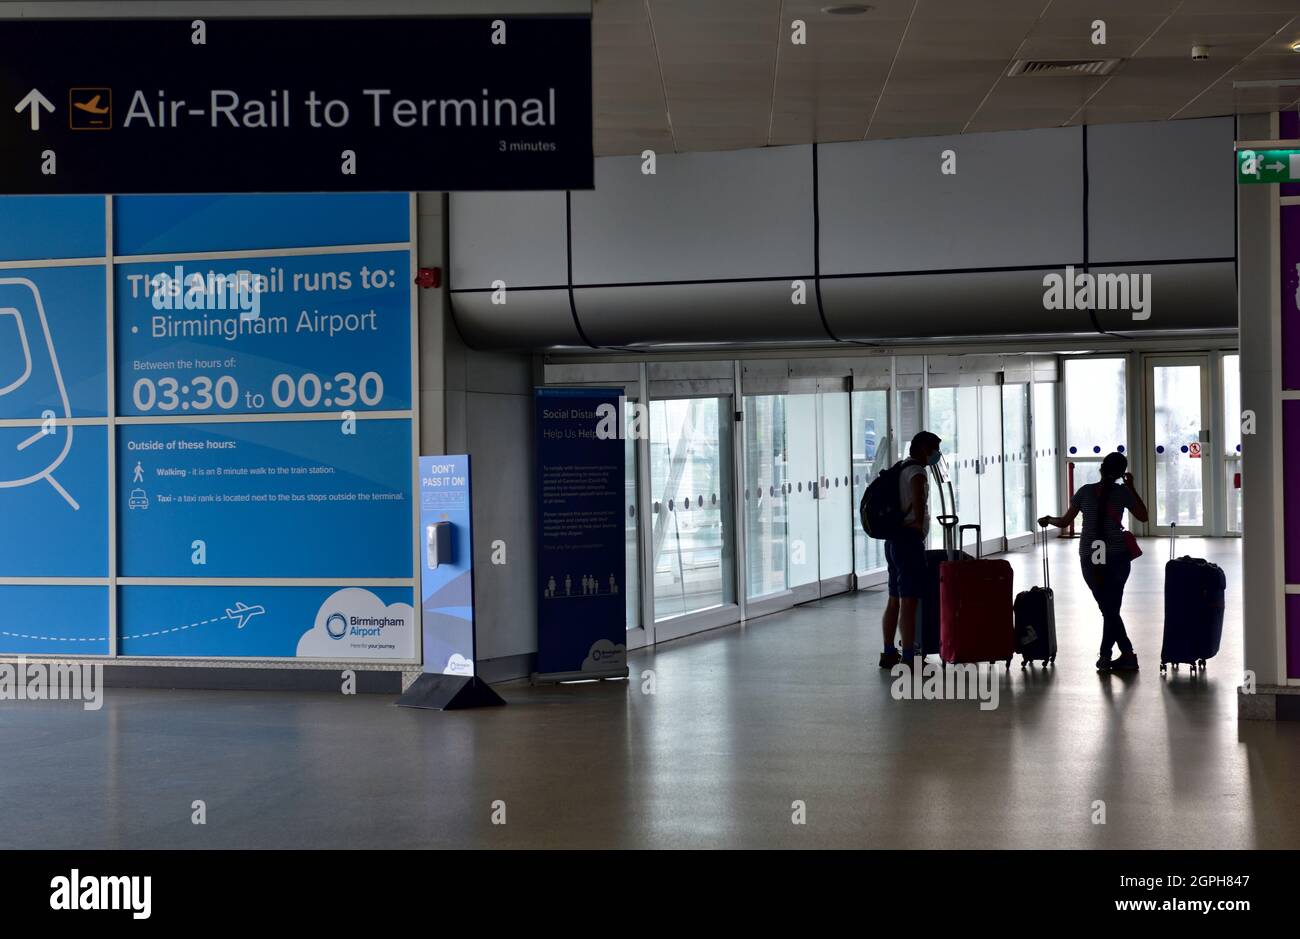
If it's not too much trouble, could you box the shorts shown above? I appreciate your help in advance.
[885,527,926,599]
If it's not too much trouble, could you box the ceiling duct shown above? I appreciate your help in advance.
[1007,58,1122,78]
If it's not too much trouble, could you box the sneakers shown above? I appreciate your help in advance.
[879,647,901,669]
[1098,651,1140,671]
[1111,651,1139,671]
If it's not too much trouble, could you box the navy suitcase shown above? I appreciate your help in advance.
[1014,525,1057,668]
[1160,527,1226,674]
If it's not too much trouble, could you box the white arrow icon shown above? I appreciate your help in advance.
[14,89,54,131]
[1266,161,1286,172]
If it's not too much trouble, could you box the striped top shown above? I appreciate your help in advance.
[1070,481,1135,558]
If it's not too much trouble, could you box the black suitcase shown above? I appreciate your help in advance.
[1160,525,1225,674]
[1014,525,1057,667]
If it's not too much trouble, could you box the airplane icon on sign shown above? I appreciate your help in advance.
[224,602,266,629]
[74,94,108,115]
[68,87,111,129]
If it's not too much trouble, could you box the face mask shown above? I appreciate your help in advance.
[927,451,942,467]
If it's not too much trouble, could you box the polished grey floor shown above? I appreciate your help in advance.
[2,536,1296,849]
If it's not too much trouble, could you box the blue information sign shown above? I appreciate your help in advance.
[535,388,627,678]
[418,455,475,676]
[115,251,411,416]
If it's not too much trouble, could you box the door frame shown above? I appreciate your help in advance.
[1142,352,1213,537]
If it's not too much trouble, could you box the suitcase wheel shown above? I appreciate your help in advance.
[1197,658,1207,670]
[1160,662,1167,674]
[1005,658,1011,671]
[1021,659,1029,670]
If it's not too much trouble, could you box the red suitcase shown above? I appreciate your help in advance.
[939,524,1015,668]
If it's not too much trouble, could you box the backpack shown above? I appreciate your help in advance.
[860,459,917,540]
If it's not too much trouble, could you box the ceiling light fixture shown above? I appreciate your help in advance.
[1290,40,1300,52]
[821,4,873,14]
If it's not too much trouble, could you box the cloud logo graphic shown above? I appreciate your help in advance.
[295,589,415,659]
[581,638,626,672]
[444,653,473,676]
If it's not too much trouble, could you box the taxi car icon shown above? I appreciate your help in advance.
[128,488,149,510]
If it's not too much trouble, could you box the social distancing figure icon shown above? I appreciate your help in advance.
[0,278,78,509]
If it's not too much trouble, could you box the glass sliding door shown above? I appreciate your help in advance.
[1064,356,1128,494]
[926,386,974,545]
[978,385,1005,545]
[817,391,854,592]
[1033,381,1060,519]
[852,389,889,576]
[649,397,736,621]
[1002,383,1031,539]
[1146,356,1210,535]
[742,394,788,600]
[784,394,821,597]
[1223,353,1242,535]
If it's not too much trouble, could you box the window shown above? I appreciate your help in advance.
[1002,383,1030,537]
[1064,358,1126,503]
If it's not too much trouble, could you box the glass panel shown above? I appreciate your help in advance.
[1033,382,1060,517]
[649,397,735,621]
[785,394,820,589]
[1064,358,1127,458]
[1152,365,1204,527]
[1224,354,1242,534]
[1223,354,1241,457]
[979,385,1004,541]
[926,386,969,544]
[625,403,641,630]
[1226,458,1242,535]
[895,388,920,461]
[817,392,853,582]
[1002,383,1030,536]
[852,389,889,575]
[743,394,788,599]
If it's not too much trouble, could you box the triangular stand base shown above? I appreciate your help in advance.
[396,673,506,710]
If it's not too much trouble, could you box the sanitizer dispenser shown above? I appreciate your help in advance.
[426,521,453,569]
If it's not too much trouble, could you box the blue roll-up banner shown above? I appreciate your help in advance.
[418,455,476,676]
[535,388,628,680]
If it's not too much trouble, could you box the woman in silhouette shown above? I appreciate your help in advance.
[1038,451,1149,671]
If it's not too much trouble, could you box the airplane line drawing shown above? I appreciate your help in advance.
[224,601,266,630]
[0,279,77,510]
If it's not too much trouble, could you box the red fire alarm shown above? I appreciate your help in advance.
[415,267,441,289]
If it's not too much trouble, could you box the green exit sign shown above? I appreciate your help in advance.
[1237,148,1300,184]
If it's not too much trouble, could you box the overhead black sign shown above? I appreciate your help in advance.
[0,17,593,193]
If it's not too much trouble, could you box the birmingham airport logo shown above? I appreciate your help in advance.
[1042,265,1151,321]
[0,657,103,711]
[890,661,1000,711]
[325,612,348,640]
[148,266,262,320]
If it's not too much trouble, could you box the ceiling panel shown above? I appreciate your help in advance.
[590,0,1300,155]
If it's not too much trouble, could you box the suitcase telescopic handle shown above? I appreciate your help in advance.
[959,523,981,559]
[1170,522,1175,561]
[1039,521,1051,590]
